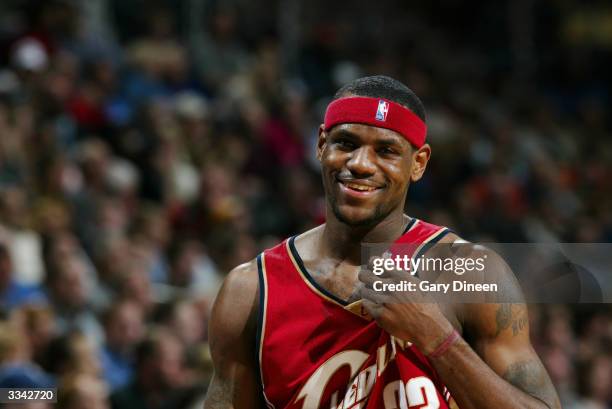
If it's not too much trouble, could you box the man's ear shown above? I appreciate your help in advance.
[317,124,327,162]
[411,144,431,182]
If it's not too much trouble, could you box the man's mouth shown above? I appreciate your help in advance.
[337,179,384,195]
[343,182,378,192]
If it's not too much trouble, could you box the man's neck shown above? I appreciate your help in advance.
[319,208,408,264]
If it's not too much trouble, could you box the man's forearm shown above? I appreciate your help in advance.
[204,375,234,409]
[429,338,559,409]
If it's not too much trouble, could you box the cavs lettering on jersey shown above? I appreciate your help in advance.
[257,218,460,409]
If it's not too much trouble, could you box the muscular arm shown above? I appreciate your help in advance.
[360,242,561,409]
[204,260,263,409]
[429,251,561,409]
[431,303,560,409]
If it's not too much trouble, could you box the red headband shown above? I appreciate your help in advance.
[324,96,427,147]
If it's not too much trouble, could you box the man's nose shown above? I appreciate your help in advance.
[346,146,376,176]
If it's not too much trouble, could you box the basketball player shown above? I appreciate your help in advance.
[204,76,561,409]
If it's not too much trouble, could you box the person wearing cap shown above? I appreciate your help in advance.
[204,76,560,409]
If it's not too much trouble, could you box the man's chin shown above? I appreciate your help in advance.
[332,205,385,227]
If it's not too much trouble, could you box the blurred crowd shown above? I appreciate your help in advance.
[0,0,610,408]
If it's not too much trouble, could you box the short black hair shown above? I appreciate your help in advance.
[333,75,426,122]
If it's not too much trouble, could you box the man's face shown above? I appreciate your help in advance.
[318,123,428,226]
[52,256,88,310]
[155,335,184,388]
[106,303,144,350]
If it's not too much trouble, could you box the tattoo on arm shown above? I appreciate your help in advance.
[494,304,528,337]
[511,310,528,336]
[495,304,511,336]
[503,361,559,409]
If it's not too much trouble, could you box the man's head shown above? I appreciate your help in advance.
[317,75,431,227]
[102,299,145,354]
[47,255,89,311]
[135,328,185,391]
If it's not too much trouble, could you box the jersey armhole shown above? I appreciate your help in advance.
[413,228,452,277]
[255,253,275,409]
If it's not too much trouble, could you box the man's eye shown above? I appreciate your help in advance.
[336,140,355,149]
[378,147,396,155]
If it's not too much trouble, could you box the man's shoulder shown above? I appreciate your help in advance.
[429,232,514,275]
[209,259,260,345]
[222,259,260,298]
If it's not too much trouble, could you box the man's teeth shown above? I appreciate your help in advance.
[344,182,377,192]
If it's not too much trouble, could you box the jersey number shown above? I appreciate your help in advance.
[383,377,440,409]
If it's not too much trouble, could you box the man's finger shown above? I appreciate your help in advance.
[361,298,384,319]
[358,269,400,291]
[358,267,380,286]
[359,284,389,304]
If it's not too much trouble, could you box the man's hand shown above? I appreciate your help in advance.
[357,263,455,355]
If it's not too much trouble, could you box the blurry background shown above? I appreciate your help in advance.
[0,0,610,408]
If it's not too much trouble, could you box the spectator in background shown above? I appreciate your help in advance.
[166,239,222,299]
[115,258,154,315]
[70,138,116,254]
[44,253,104,343]
[57,374,110,409]
[0,242,46,311]
[123,5,187,105]
[9,305,56,369]
[190,5,249,95]
[0,187,46,285]
[541,346,576,407]
[41,230,106,309]
[155,299,206,353]
[0,321,55,389]
[42,331,102,380]
[92,235,139,305]
[0,102,29,187]
[100,299,145,391]
[33,197,74,239]
[172,91,212,173]
[128,204,171,284]
[570,355,612,409]
[111,328,200,409]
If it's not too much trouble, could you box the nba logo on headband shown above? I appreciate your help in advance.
[375,100,389,121]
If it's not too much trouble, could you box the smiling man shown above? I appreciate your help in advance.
[204,76,561,409]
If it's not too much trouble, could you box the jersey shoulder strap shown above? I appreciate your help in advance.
[391,218,451,259]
